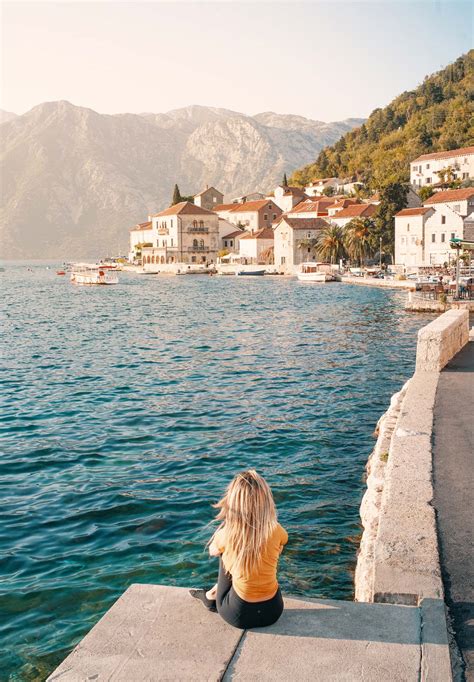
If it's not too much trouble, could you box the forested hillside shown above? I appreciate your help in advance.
[291,51,474,189]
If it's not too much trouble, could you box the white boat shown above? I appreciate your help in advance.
[297,262,336,282]
[70,263,119,285]
[235,268,265,276]
[176,264,209,275]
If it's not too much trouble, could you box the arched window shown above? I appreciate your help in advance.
[199,221,204,228]
[193,239,198,247]
[193,220,198,228]
[199,239,204,247]
[151,255,155,264]
[160,256,165,264]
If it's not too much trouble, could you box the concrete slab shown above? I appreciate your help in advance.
[47,584,243,681]
[48,586,452,682]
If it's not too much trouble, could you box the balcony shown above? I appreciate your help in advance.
[188,226,209,233]
[158,228,169,235]
[187,246,210,253]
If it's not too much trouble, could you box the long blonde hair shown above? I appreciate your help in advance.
[210,470,278,576]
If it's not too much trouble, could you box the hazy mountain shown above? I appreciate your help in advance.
[0,101,364,259]
[0,110,17,124]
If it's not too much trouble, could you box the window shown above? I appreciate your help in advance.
[264,214,268,220]
[193,220,198,228]
[407,223,410,232]
[162,240,166,247]
[451,233,456,240]
[307,232,312,238]
[426,177,432,184]
[199,221,204,228]
[170,220,173,227]
[224,240,228,247]
[193,239,198,247]
[213,197,217,203]
[441,215,446,224]
[411,236,416,244]
[463,173,469,179]
[307,248,311,253]
[401,236,406,244]
[191,256,196,263]
[441,234,445,243]
[426,164,430,169]
[171,238,173,246]
[453,204,460,213]
[431,234,436,243]
[273,214,277,220]
[281,257,286,265]
[199,239,204,247]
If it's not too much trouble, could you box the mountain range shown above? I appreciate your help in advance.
[0,102,363,259]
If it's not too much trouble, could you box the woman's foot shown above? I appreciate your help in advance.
[189,589,217,612]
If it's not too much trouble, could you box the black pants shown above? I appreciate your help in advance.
[216,558,284,629]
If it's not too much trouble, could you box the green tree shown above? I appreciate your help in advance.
[418,185,435,202]
[172,184,182,205]
[344,218,376,265]
[316,225,346,263]
[322,186,335,197]
[374,183,409,262]
[282,172,288,186]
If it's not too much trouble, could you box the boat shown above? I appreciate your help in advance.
[56,270,66,276]
[235,268,266,276]
[176,264,209,275]
[70,263,119,285]
[297,262,337,282]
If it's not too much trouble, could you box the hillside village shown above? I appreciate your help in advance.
[129,145,474,274]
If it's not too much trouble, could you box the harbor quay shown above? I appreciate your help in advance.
[48,309,472,681]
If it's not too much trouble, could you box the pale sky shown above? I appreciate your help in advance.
[1,0,472,122]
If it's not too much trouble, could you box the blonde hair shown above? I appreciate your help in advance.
[210,470,277,576]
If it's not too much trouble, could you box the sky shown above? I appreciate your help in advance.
[1,0,472,122]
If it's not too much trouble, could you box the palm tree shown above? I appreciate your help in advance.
[316,225,346,264]
[297,238,319,259]
[344,218,376,266]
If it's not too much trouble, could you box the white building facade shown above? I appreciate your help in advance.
[273,217,329,273]
[410,146,474,187]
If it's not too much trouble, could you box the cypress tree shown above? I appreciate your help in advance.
[172,184,181,205]
[282,172,288,186]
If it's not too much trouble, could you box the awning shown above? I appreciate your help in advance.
[450,238,474,251]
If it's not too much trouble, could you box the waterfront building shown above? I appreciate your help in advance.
[271,185,308,212]
[329,203,377,228]
[273,216,329,272]
[194,186,224,210]
[410,146,474,188]
[225,199,282,230]
[238,227,274,264]
[129,221,152,262]
[141,202,220,265]
[394,189,474,268]
[304,177,340,197]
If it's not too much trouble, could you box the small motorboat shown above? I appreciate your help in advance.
[235,267,266,276]
[70,263,119,285]
[56,270,66,276]
[297,262,337,282]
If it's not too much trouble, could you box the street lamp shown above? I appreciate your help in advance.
[379,236,382,270]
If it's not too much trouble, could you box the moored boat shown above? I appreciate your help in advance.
[235,266,266,276]
[70,263,119,285]
[297,262,337,282]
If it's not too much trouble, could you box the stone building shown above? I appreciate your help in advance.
[410,146,474,188]
[271,185,308,212]
[140,202,220,265]
[226,199,282,230]
[273,217,329,273]
[194,186,224,211]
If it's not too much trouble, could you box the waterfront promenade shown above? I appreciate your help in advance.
[48,584,447,681]
[433,341,474,679]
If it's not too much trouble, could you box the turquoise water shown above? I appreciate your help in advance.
[0,264,433,680]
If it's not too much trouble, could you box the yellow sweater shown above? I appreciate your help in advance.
[215,523,288,602]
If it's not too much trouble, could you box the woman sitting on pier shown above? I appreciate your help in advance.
[190,469,288,629]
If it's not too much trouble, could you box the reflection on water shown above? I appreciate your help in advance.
[0,264,434,679]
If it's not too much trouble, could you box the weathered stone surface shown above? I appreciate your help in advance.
[224,596,423,681]
[416,309,469,372]
[47,584,243,681]
[50,587,453,682]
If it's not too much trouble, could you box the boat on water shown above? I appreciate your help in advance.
[70,263,119,285]
[297,262,338,282]
[235,267,266,276]
[56,270,66,276]
[176,264,209,275]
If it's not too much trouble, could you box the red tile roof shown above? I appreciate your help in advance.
[214,203,238,211]
[276,217,330,231]
[412,146,474,163]
[130,221,152,231]
[222,230,244,240]
[326,198,360,210]
[395,207,433,217]
[289,199,333,215]
[279,185,308,197]
[153,201,216,217]
[239,227,275,240]
[332,204,376,219]
[229,200,281,213]
[424,188,474,205]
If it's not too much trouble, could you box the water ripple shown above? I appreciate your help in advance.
[0,264,434,680]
